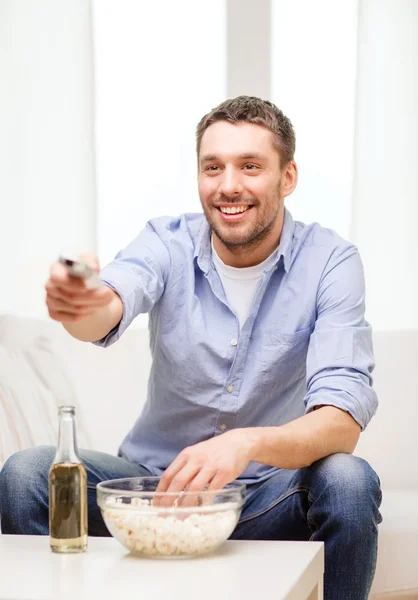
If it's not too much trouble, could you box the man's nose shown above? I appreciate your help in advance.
[218,167,243,197]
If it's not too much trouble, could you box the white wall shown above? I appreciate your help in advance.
[352,0,418,330]
[0,0,96,319]
[227,0,271,100]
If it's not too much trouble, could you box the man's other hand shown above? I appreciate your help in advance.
[155,429,256,505]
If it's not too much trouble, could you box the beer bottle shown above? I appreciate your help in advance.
[49,405,88,553]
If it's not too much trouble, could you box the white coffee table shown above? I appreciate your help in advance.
[0,535,324,600]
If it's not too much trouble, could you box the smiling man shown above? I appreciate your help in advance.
[0,96,382,600]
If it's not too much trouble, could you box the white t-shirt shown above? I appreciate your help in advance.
[211,238,278,329]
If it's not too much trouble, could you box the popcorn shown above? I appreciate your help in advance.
[102,498,238,557]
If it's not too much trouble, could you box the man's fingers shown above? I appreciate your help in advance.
[165,463,201,495]
[50,262,69,280]
[49,264,106,295]
[46,286,87,305]
[207,471,231,493]
[77,286,113,305]
[184,468,216,495]
[46,296,94,316]
[157,462,202,508]
[156,456,188,494]
[48,310,94,323]
[178,468,216,507]
[46,286,111,308]
[49,263,87,290]
[154,455,187,507]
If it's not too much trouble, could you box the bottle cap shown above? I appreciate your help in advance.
[58,405,75,415]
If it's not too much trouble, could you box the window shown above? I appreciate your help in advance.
[93,0,227,266]
[271,0,359,240]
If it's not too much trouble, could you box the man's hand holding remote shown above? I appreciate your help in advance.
[45,253,123,342]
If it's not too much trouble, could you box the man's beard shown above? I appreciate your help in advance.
[202,186,282,253]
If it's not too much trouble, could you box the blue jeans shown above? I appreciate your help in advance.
[0,447,382,600]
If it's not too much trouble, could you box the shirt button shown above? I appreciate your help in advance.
[227,384,234,393]
[230,339,238,346]
[220,424,227,431]
[274,265,278,270]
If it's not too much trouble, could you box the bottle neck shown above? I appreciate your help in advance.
[53,411,81,464]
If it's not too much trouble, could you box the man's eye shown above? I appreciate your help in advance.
[206,165,220,172]
[244,164,258,170]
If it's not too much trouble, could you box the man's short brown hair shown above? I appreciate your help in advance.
[196,96,295,167]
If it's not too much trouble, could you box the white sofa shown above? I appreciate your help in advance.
[0,314,417,599]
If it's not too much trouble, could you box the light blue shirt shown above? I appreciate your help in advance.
[96,208,378,484]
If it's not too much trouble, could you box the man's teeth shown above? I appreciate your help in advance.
[219,206,250,214]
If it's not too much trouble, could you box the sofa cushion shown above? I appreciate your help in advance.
[355,330,418,490]
[370,490,418,594]
[0,316,92,467]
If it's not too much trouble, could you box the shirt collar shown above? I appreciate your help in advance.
[194,207,295,274]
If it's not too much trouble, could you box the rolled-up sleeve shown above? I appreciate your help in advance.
[304,244,378,430]
[94,221,171,348]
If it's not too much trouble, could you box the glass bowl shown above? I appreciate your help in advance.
[97,476,245,558]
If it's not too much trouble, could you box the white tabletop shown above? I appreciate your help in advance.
[0,535,324,600]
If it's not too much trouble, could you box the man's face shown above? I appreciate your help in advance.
[198,121,284,249]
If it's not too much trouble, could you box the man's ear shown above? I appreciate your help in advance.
[281,160,298,198]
